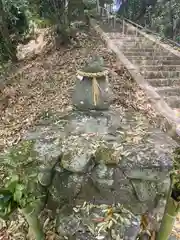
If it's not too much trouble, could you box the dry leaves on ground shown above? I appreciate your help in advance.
[0,28,162,151]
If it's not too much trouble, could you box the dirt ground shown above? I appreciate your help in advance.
[0,27,179,239]
[0,28,162,151]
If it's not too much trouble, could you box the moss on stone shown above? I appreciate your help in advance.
[95,144,120,165]
[0,140,40,194]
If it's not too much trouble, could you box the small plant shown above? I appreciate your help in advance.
[0,141,46,240]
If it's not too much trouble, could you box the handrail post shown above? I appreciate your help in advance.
[122,19,125,35]
[96,0,100,14]
[107,9,109,24]
[135,26,137,37]
[109,4,112,13]
[113,15,116,29]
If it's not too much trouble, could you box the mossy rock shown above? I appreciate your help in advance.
[95,143,121,165]
[60,136,95,173]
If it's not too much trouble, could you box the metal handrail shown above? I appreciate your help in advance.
[95,1,180,49]
[95,0,180,46]
[123,17,180,48]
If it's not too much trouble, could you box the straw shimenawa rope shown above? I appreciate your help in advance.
[76,70,109,106]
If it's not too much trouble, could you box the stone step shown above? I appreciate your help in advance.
[100,21,140,35]
[108,34,144,40]
[165,96,180,108]
[108,33,132,40]
[147,78,180,87]
[124,51,172,57]
[140,65,180,71]
[115,43,154,51]
[155,86,180,97]
[101,25,140,36]
[124,42,154,47]
[121,47,164,53]
[111,36,148,43]
[130,59,180,66]
[128,55,180,61]
[119,39,154,47]
[143,71,180,79]
[99,21,123,33]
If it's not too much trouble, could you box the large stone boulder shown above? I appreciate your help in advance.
[60,135,95,173]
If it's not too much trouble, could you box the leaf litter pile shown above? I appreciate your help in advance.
[0,27,179,239]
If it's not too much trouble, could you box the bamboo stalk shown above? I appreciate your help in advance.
[157,172,180,240]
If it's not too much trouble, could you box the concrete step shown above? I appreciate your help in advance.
[128,55,180,61]
[140,65,180,71]
[108,36,147,45]
[130,59,180,66]
[121,47,164,53]
[100,24,140,36]
[115,42,154,51]
[165,96,180,108]
[124,51,173,57]
[143,71,180,79]
[121,42,154,49]
[99,21,123,33]
[100,27,122,34]
[155,86,180,97]
[111,36,147,43]
[124,41,154,47]
[99,20,140,34]
[147,78,180,87]
[109,34,144,40]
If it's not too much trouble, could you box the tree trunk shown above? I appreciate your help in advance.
[169,0,174,39]
[0,0,17,62]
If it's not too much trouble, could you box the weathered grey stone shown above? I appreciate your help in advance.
[130,180,158,202]
[123,222,141,240]
[125,168,170,202]
[48,169,84,208]
[72,57,112,110]
[56,214,81,237]
[72,75,112,110]
[61,136,95,173]
[38,168,53,187]
[92,164,114,189]
[1,108,177,217]
[95,141,122,165]
[56,202,141,240]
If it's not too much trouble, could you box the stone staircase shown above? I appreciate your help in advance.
[91,16,180,138]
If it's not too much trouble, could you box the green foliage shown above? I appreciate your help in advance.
[117,0,180,41]
[0,0,30,62]
[2,0,29,34]
[171,148,180,201]
[173,147,180,171]
[0,141,41,219]
[0,140,46,239]
[0,189,17,220]
[83,0,97,9]
[0,0,89,62]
